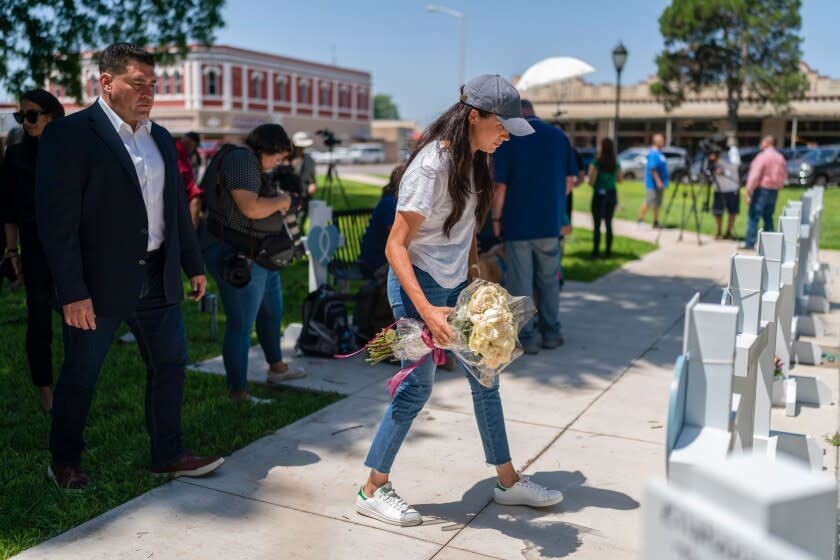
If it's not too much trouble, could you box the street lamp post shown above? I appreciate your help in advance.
[612,42,628,152]
[427,4,464,87]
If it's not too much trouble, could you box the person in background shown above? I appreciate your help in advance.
[588,137,622,258]
[36,42,222,491]
[1,89,65,412]
[492,99,577,353]
[175,137,201,228]
[742,135,786,250]
[356,75,563,528]
[709,142,741,240]
[637,133,668,228]
[291,131,318,199]
[182,131,203,181]
[358,164,401,279]
[202,124,305,403]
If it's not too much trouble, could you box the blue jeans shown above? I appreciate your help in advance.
[744,188,780,248]
[504,238,562,345]
[364,266,512,473]
[51,251,187,467]
[203,241,284,393]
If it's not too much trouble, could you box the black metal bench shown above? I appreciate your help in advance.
[328,208,375,292]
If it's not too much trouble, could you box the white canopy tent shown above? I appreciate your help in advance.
[516,57,595,91]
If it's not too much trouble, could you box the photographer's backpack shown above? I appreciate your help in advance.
[296,285,356,357]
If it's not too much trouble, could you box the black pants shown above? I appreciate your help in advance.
[591,190,618,255]
[50,250,188,467]
[20,223,55,387]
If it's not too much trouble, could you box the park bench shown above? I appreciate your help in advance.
[328,208,375,293]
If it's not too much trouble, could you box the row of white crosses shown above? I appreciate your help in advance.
[649,187,836,559]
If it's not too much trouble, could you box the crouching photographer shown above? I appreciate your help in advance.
[700,136,741,240]
[201,124,306,402]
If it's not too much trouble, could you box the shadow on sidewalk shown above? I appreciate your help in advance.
[412,470,639,558]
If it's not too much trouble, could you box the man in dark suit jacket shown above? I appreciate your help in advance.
[36,43,223,490]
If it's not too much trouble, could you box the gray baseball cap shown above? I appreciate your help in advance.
[460,74,534,136]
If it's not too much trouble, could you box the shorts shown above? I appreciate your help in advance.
[712,191,739,216]
[645,188,663,209]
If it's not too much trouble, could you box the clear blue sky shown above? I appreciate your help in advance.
[217,0,840,125]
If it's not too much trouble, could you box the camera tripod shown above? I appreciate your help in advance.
[320,147,351,209]
[655,176,708,246]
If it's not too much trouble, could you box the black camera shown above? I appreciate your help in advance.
[222,252,252,288]
[698,135,726,158]
[316,128,341,147]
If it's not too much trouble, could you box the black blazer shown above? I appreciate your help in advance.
[36,101,204,319]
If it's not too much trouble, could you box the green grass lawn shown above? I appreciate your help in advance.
[562,228,657,282]
[0,269,343,559]
[573,179,840,249]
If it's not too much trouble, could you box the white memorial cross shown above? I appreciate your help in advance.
[667,294,739,481]
[642,454,837,560]
[725,255,770,451]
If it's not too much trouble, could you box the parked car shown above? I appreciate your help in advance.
[311,147,353,165]
[781,146,811,161]
[576,147,596,171]
[619,146,689,182]
[349,143,385,164]
[786,146,840,187]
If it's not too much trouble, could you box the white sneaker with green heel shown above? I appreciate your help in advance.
[355,482,422,526]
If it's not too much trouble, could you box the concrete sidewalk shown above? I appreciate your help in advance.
[15,220,840,560]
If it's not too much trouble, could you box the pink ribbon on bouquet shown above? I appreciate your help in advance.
[385,327,446,397]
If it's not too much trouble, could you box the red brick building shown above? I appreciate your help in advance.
[29,44,372,145]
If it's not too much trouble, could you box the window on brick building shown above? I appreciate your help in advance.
[207,70,218,96]
[320,81,330,106]
[174,71,182,94]
[276,76,287,102]
[162,71,170,95]
[299,79,309,104]
[251,73,262,99]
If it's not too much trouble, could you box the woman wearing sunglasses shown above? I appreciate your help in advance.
[1,88,65,412]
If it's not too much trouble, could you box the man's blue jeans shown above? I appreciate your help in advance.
[364,266,512,474]
[744,188,780,249]
[504,238,562,345]
[203,241,284,393]
[50,251,188,467]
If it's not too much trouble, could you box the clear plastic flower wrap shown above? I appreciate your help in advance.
[363,279,536,394]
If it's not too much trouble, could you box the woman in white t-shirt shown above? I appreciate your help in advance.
[355,75,564,527]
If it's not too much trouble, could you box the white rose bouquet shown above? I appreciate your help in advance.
[363,279,536,395]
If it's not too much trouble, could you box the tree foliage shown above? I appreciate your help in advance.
[0,0,225,101]
[651,0,809,136]
[373,94,400,120]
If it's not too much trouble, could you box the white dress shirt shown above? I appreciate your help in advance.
[97,97,165,251]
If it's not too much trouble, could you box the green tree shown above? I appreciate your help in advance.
[651,0,809,140]
[373,94,400,120]
[0,0,225,101]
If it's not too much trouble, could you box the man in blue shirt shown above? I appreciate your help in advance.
[492,99,578,353]
[637,133,668,228]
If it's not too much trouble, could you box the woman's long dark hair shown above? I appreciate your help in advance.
[596,137,617,174]
[395,102,493,237]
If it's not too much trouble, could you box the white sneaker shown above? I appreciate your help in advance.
[355,482,422,526]
[493,475,563,507]
[247,395,273,405]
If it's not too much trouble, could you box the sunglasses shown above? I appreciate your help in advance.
[13,110,49,124]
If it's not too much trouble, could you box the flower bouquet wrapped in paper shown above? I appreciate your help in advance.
[360,280,536,395]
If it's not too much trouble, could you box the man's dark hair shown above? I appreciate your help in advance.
[244,124,291,157]
[99,43,155,75]
[185,131,201,144]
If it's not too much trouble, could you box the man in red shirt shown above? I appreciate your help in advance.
[743,135,786,250]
